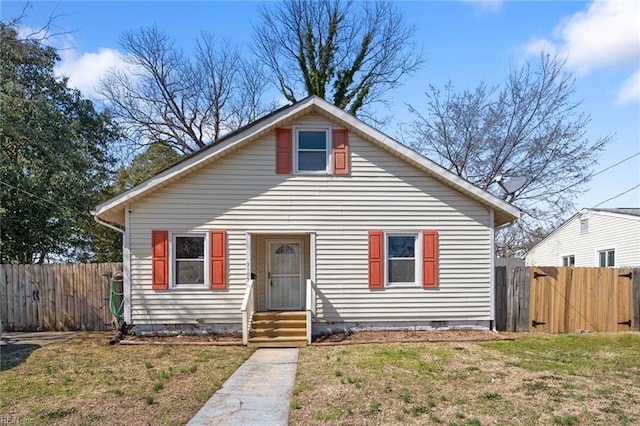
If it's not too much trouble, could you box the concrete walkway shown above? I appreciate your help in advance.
[187,348,298,426]
[1,331,84,356]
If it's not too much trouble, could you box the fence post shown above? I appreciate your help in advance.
[634,268,640,332]
[494,266,507,331]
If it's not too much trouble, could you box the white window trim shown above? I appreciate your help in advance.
[384,231,421,288]
[596,247,615,268]
[169,232,209,289]
[293,126,332,175]
[560,254,576,267]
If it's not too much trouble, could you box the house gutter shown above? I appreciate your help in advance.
[93,215,125,235]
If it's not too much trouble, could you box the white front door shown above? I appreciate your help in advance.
[267,240,304,310]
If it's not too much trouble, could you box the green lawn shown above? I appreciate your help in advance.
[0,333,252,425]
[290,333,640,425]
[2,331,638,425]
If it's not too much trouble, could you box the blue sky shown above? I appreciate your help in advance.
[3,0,639,214]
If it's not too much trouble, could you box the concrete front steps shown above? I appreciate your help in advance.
[248,311,307,348]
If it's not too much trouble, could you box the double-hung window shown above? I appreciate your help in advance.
[597,249,615,267]
[561,255,575,267]
[295,128,329,173]
[173,234,207,288]
[386,233,418,286]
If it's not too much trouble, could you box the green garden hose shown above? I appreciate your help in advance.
[109,272,124,320]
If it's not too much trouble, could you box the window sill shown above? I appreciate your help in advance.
[170,285,208,290]
[294,170,330,176]
[385,283,421,289]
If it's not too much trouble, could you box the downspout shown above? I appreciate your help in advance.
[93,212,132,324]
[489,208,497,333]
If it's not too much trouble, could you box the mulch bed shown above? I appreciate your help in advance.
[312,329,513,345]
[118,329,512,346]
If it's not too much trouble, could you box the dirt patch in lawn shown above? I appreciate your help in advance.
[313,329,510,344]
[122,329,508,346]
[124,332,243,344]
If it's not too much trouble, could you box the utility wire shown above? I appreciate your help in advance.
[589,151,640,179]
[593,183,640,208]
[555,150,640,194]
[529,150,640,208]
[0,180,90,218]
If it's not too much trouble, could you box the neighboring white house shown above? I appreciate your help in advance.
[526,208,640,267]
[92,96,519,344]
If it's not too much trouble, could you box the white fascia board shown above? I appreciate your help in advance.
[523,211,581,259]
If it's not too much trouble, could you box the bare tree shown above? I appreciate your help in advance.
[100,26,272,154]
[252,0,423,119]
[407,53,610,256]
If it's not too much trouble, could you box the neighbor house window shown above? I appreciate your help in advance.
[598,249,615,267]
[295,128,329,173]
[173,234,207,287]
[562,255,575,267]
[386,234,418,286]
[580,218,589,234]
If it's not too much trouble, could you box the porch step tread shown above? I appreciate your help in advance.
[250,328,307,337]
[252,312,306,320]
[248,311,308,347]
[247,335,307,348]
[251,319,306,328]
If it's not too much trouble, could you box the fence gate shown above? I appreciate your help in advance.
[529,267,635,333]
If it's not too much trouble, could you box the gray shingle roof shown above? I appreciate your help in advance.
[589,208,640,217]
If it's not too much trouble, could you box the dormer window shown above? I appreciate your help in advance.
[295,128,330,173]
[275,127,349,176]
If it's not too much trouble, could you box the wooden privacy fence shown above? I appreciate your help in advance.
[495,266,640,333]
[0,263,122,332]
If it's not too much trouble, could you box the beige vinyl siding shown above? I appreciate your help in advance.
[128,113,492,325]
[526,211,640,267]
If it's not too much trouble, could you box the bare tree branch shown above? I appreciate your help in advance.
[251,0,423,118]
[99,26,272,154]
[406,53,610,255]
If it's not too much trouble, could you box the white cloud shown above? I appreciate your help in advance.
[555,0,639,74]
[617,70,640,105]
[55,48,127,99]
[14,24,129,101]
[524,0,640,104]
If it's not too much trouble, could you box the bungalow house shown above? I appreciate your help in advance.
[93,96,519,346]
[526,208,640,267]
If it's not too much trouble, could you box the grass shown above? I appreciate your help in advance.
[0,332,252,425]
[289,332,640,425]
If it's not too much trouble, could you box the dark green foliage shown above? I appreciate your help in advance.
[0,21,120,263]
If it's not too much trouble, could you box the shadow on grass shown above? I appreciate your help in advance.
[0,342,41,371]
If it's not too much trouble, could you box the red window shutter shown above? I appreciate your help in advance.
[275,128,292,174]
[332,129,349,175]
[151,230,169,290]
[210,230,226,290]
[368,231,384,289]
[422,230,438,288]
